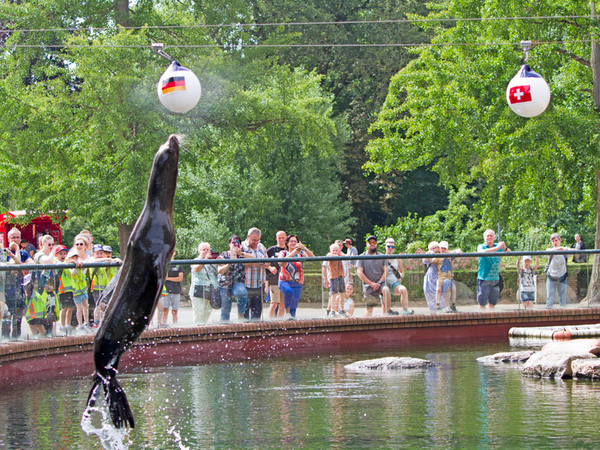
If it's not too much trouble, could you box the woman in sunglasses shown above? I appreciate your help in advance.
[217,234,254,322]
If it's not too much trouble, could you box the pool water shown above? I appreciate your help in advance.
[1,342,599,449]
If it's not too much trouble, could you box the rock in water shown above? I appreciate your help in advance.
[521,352,598,379]
[477,351,536,364]
[572,359,600,380]
[344,357,433,371]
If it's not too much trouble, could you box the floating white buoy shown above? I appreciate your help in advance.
[506,64,551,118]
[157,61,201,114]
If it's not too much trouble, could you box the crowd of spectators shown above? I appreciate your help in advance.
[0,225,593,339]
[0,228,120,339]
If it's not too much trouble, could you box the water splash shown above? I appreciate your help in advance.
[81,404,131,450]
[167,425,190,450]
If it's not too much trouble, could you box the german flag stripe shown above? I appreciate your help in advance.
[162,76,186,91]
[162,85,186,94]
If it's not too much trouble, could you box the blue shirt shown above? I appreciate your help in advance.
[477,243,503,281]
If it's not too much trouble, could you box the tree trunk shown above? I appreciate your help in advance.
[583,24,600,304]
[114,0,130,28]
[117,222,135,258]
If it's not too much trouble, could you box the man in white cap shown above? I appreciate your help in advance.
[432,241,462,313]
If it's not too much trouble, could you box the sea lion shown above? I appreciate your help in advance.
[84,135,179,429]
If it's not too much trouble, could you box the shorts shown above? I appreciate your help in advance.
[436,276,453,291]
[520,291,535,303]
[477,279,499,306]
[163,293,180,310]
[27,318,45,326]
[329,277,345,294]
[269,285,284,304]
[388,281,403,292]
[59,292,75,309]
[74,293,88,305]
[91,290,103,304]
[363,285,382,308]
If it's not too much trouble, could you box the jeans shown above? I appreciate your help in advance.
[219,282,248,322]
[546,278,567,308]
[477,279,499,306]
[278,280,303,317]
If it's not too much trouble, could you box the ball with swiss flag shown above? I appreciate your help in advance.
[506,65,551,118]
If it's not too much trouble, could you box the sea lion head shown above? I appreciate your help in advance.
[147,134,180,213]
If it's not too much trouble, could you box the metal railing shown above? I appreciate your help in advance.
[0,249,597,343]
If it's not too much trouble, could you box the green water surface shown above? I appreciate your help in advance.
[1,342,599,449]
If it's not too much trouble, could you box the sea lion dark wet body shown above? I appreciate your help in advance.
[85,135,179,429]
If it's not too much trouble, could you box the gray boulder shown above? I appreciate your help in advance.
[572,359,600,380]
[344,357,433,371]
[477,350,536,364]
[540,339,600,356]
[521,352,597,379]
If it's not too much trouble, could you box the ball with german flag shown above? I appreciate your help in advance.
[157,61,201,113]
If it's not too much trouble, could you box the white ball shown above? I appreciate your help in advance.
[157,61,201,114]
[506,65,551,118]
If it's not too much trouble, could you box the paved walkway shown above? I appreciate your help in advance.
[12,299,590,340]
[153,300,581,328]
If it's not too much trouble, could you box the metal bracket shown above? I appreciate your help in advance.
[151,42,175,62]
[520,40,532,63]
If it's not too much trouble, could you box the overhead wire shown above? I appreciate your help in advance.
[5,40,592,50]
[1,14,594,50]
[3,14,596,34]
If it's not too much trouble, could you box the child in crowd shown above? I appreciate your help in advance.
[343,282,356,318]
[432,241,462,313]
[67,248,91,333]
[323,243,347,318]
[517,255,539,309]
[54,245,76,334]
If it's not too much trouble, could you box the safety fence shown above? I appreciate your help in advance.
[0,249,598,343]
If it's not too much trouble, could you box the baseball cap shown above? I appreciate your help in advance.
[93,244,104,252]
[67,248,78,258]
[103,245,113,253]
[54,245,68,254]
[366,235,377,243]
[345,238,352,244]
[523,255,532,261]
[439,241,449,249]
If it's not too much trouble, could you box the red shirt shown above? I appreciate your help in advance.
[278,250,305,284]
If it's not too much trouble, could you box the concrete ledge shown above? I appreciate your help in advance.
[2,307,599,365]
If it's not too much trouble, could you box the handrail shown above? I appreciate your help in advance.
[0,248,596,271]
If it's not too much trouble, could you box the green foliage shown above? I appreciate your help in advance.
[247,0,447,240]
[0,1,354,257]
[367,0,599,243]
[373,185,484,252]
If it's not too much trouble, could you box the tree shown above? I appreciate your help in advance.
[244,0,448,241]
[0,0,353,256]
[366,1,600,301]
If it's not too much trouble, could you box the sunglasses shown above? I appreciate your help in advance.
[386,245,395,248]
[367,241,377,245]
[75,242,85,246]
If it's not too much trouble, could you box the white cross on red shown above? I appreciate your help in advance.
[513,88,524,101]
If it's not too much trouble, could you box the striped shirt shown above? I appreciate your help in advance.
[242,240,267,288]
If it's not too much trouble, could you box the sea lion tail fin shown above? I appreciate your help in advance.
[105,374,135,429]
